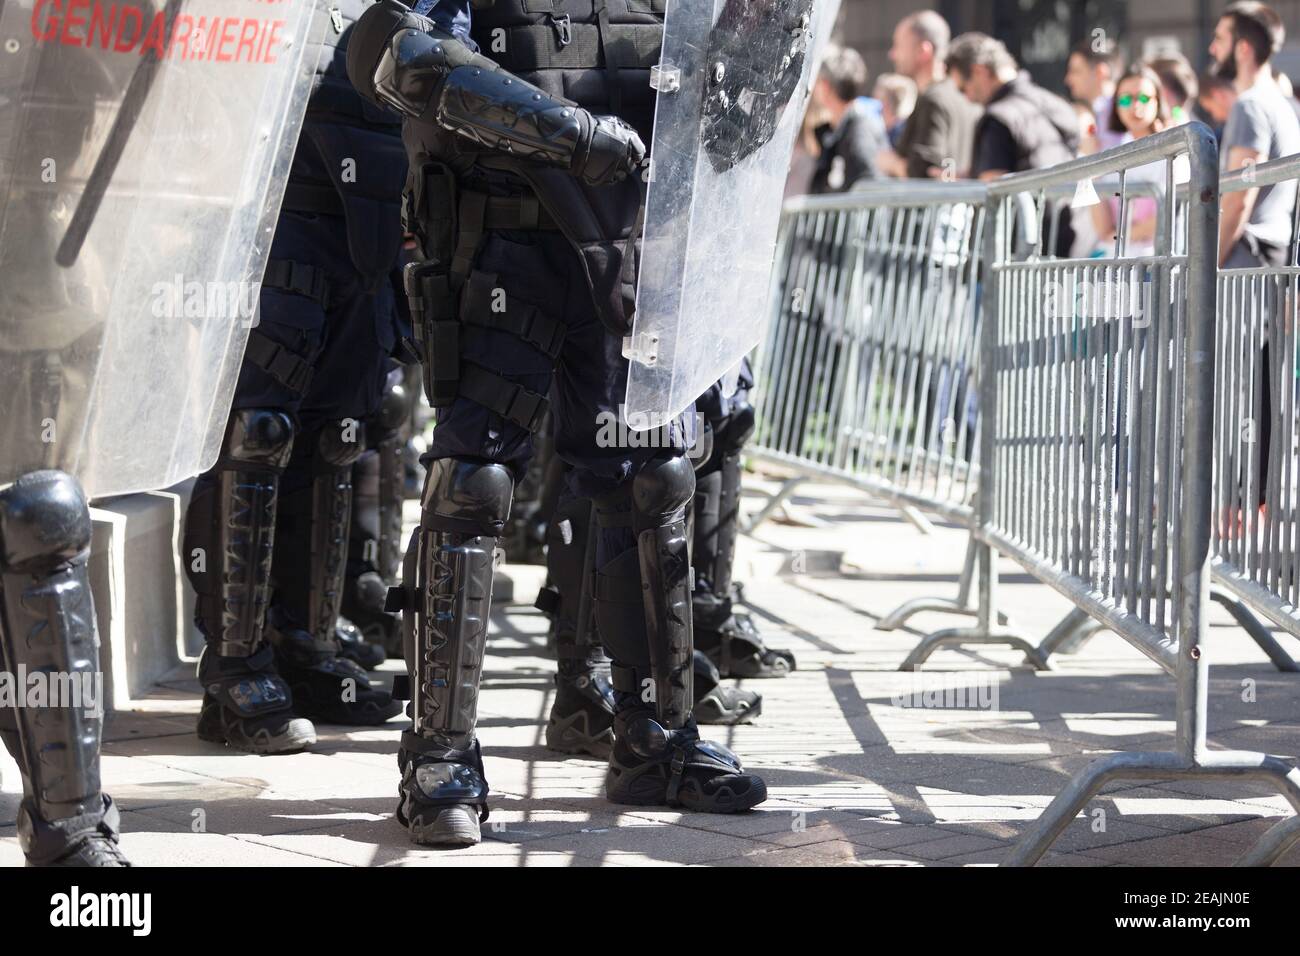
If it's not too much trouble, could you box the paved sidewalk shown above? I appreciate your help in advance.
[3,473,1299,866]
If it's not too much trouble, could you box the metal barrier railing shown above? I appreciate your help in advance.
[750,182,985,528]
[753,165,1300,674]
[1035,159,1300,672]
[974,125,1300,866]
[748,182,1040,650]
[1210,156,1300,676]
[747,127,1300,865]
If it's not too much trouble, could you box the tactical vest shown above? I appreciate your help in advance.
[407,0,666,339]
[286,0,409,287]
[467,0,666,140]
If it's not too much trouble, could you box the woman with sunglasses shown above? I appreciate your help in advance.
[1091,63,1187,257]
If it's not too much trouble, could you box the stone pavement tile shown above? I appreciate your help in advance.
[608,805,865,843]
[744,839,933,867]
[1176,817,1300,865]
[103,709,196,743]
[388,850,605,867]
[134,793,390,837]
[1203,724,1300,755]
[706,843,896,867]
[1011,815,1185,855]
[96,756,267,816]
[895,831,1012,861]
[478,754,609,801]
[937,846,1114,867]
[1098,785,1294,833]
[522,818,758,865]
[115,809,348,866]
[842,820,966,851]
[1083,827,1266,867]
[241,824,605,867]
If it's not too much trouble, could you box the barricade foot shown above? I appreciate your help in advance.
[1038,607,1105,661]
[741,477,804,534]
[899,625,1051,671]
[1208,587,1300,673]
[1003,750,1300,866]
[879,599,1009,632]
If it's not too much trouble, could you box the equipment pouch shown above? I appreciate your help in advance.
[403,259,460,409]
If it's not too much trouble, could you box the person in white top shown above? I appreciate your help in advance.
[1090,63,1184,258]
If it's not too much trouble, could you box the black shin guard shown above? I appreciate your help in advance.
[274,418,367,639]
[596,455,766,812]
[344,368,410,654]
[391,458,512,828]
[0,471,127,865]
[540,493,614,756]
[185,409,295,658]
[631,455,696,726]
[269,420,400,725]
[185,411,315,752]
[694,403,795,678]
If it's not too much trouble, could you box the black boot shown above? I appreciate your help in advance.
[267,610,402,725]
[269,419,401,725]
[0,471,130,865]
[605,707,766,812]
[692,649,761,725]
[185,409,316,754]
[336,616,386,670]
[695,592,795,678]
[390,459,512,846]
[594,454,767,814]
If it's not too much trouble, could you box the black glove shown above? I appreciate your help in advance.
[573,114,647,186]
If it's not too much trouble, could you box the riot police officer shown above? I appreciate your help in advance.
[346,0,768,846]
[183,0,411,754]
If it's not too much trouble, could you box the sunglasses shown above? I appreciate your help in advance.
[1116,93,1154,108]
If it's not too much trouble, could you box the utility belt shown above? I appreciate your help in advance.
[402,161,565,433]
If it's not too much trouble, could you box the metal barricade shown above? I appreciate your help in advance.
[967,124,1300,866]
[1036,159,1300,672]
[747,183,1046,653]
[750,183,985,529]
[1209,156,1300,676]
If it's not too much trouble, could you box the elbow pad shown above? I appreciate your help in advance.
[348,0,580,166]
[347,1,642,183]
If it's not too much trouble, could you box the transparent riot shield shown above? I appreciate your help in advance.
[624,0,841,427]
[0,0,314,497]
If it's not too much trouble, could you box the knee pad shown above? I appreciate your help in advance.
[422,458,515,537]
[630,454,695,531]
[223,408,295,470]
[0,471,92,574]
[316,419,367,470]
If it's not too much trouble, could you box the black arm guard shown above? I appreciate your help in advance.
[347,0,639,183]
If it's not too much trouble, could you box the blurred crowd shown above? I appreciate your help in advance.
[789,1,1300,268]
